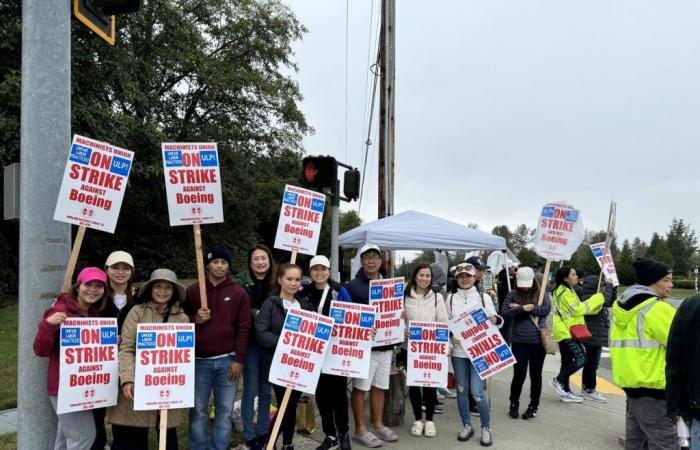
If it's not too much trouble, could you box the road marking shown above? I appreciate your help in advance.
[570,375,625,395]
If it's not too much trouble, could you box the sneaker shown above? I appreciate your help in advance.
[434,404,444,414]
[508,402,519,419]
[549,378,568,397]
[438,388,457,399]
[582,389,608,403]
[410,421,424,437]
[424,421,437,438]
[435,399,445,406]
[469,405,480,416]
[521,405,537,420]
[560,391,584,403]
[339,434,351,450]
[457,424,474,442]
[316,435,339,450]
[436,393,445,400]
[480,428,492,447]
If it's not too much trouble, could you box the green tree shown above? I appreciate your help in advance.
[631,237,648,259]
[316,209,362,262]
[617,239,635,285]
[491,225,512,248]
[665,218,697,275]
[647,232,675,268]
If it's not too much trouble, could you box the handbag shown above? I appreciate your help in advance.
[295,396,317,434]
[531,316,557,355]
[568,324,593,342]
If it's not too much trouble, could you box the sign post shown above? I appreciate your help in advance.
[597,200,617,291]
[54,134,134,291]
[162,143,224,309]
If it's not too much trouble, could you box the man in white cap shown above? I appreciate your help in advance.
[344,244,398,447]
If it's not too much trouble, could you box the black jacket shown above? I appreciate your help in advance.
[255,295,314,353]
[500,278,552,345]
[666,296,700,421]
[578,275,616,347]
[299,279,347,316]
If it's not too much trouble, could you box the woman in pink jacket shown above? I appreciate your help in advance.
[33,267,109,450]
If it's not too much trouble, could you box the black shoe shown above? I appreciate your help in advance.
[339,433,351,450]
[316,435,338,450]
[247,439,261,450]
[283,445,295,450]
[508,402,519,419]
[522,405,537,420]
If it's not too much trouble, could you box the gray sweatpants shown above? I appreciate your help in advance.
[49,396,96,450]
[625,396,678,450]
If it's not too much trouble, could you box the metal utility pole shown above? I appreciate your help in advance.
[331,180,341,280]
[17,0,72,447]
[377,0,395,220]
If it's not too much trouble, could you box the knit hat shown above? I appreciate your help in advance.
[206,245,232,267]
[633,257,672,286]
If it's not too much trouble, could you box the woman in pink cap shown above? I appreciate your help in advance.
[33,266,109,450]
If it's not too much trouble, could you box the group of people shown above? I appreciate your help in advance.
[32,240,700,450]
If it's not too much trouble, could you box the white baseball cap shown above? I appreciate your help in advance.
[359,244,381,257]
[105,251,134,269]
[516,267,535,288]
[309,255,331,269]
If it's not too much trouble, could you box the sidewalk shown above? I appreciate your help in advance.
[0,409,16,435]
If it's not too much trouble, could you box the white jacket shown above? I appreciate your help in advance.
[404,288,449,324]
[445,286,503,358]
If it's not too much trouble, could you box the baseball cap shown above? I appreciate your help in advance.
[454,263,476,277]
[516,267,535,288]
[359,244,381,257]
[464,256,489,271]
[309,255,331,269]
[105,251,134,268]
[77,267,108,285]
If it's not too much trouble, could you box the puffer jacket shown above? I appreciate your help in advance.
[108,302,189,428]
[500,278,551,345]
[255,295,314,356]
[579,275,616,347]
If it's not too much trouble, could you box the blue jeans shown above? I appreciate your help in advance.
[452,356,490,428]
[242,343,273,441]
[692,418,700,450]
[189,355,239,450]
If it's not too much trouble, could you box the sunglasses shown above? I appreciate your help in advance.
[455,263,476,275]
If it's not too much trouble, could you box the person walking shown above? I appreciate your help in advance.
[404,263,449,438]
[579,274,616,403]
[109,268,189,450]
[500,266,551,420]
[299,255,352,450]
[345,244,399,448]
[236,244,277,450]
[445,262,503,446]
[256,263,314,450]
[33,267,109,450]
[666,294,700,450]
[549,266,604,403]
[611,257,677,449]
[183,245,252,450]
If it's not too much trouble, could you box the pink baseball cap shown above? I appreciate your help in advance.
[77,267,108,285]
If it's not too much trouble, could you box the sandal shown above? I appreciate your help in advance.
[410,420,424,437]
[424,421,437,438]
[352,431,384,448]
[373,426,398,442]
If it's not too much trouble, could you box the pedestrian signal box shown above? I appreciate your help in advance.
[302,156,337,190]
[73,0,141,45]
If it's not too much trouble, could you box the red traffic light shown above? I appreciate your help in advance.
[301,156,337,189]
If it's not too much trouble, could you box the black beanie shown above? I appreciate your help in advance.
[206,245,232,267]
[633,257,671,286]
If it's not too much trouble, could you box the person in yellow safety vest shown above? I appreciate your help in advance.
[611,257,677,450]
[548,266,605,403]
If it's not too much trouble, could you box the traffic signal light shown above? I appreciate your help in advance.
[343,168,360,201]
[302,156,337,189]
[74,0,141,45]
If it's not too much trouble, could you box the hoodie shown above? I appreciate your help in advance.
[33,293,99,396]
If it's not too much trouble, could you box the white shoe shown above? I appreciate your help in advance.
[424,421,436,438]
[582,390,608,403]
[549,378,568,397]
[560,391,584,403]
[410,420,424,437]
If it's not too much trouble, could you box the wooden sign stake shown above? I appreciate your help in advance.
[193,224,208,309]
[159,410,168,450]
[61,226,87,293]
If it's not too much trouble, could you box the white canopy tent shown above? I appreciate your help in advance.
[338,210,506,251]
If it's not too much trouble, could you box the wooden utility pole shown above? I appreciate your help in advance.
[378,0,395,220]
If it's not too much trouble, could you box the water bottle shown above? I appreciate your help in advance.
[677,417,691,448]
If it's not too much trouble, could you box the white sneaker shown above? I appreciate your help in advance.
[424,421,436,438]
[582,390,608,403]
[410,420,424,437]
[480,427,493,447]
[560,391,584,403]
[549,378,568,397]
[457,424,474,442]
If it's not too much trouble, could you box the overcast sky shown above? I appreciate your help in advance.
[284,0,700,244]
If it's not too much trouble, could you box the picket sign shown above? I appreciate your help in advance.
[597,200,617,292]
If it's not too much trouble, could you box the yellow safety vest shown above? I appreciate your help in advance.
[552,285,604,342]
[610,297,676,390]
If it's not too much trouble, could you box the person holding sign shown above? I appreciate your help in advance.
[299,255,352,450]
[109,269,189,450]
[500,267,551,420]
[256,263,314,450]
[33,267,109,450]
[548,267,605,404]
[236,244,277,450]
[445,262,503,446]
[404,263,448,438]
[183,245,252,450]
[345,244,399,448]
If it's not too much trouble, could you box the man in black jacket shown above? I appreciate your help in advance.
[666,295,700,445]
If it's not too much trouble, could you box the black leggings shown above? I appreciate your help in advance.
[408,386,437,421]
[582,344,602,390]
[556,339,586,392]
[315,374,349,437]
[509,342,546,408]
[272,385,303,446]
[111,424,178,450]
[91,408,107,450]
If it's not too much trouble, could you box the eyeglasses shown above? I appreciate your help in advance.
[362,255,381,262]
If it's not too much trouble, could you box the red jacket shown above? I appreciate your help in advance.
[183,277,252,362]
[33,293,99,396]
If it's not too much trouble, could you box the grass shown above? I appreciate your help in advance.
[617,286,697,299]
[0,432,16,450]
[0,304,17,410]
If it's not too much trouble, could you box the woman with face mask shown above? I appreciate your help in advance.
[445,263,503,447]
[33,267,109,450]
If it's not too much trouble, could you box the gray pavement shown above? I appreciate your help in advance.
[0,408,16,436]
